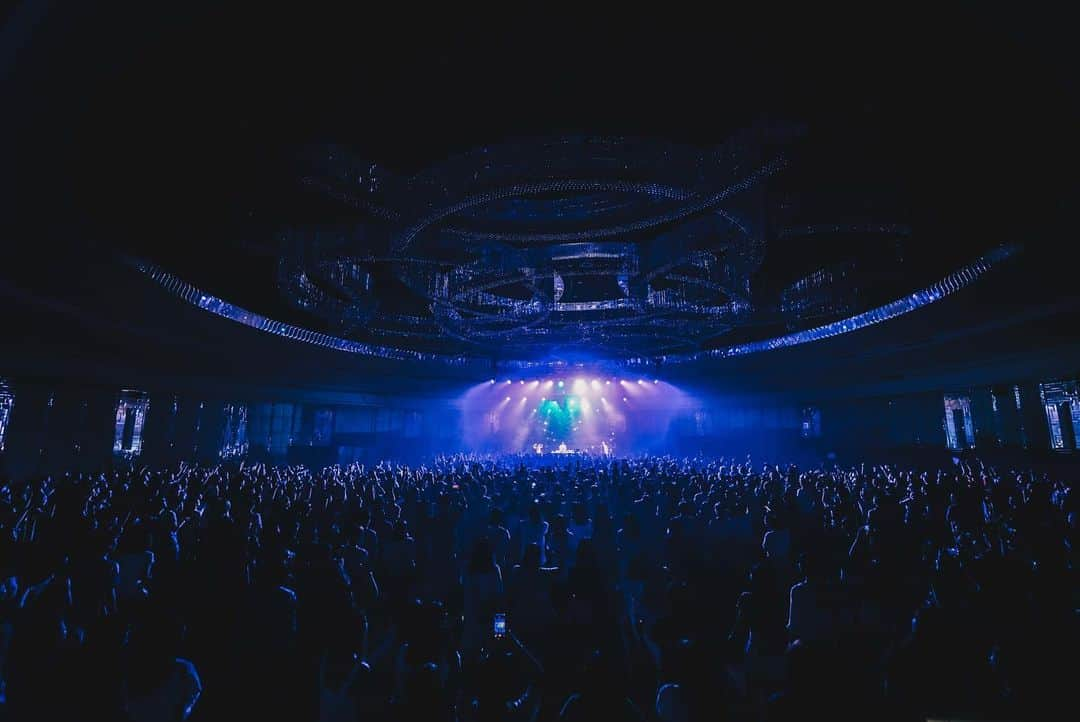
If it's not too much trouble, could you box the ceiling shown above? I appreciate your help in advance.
[1,4,1077,394]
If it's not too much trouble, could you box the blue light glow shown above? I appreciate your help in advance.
[628,245,1020,365]
[0,380,13,452]
[128,245,1017,368]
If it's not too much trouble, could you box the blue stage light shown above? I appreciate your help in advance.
[131,246,1018,367]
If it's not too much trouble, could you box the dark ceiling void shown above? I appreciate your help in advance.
[1,5,1076,388]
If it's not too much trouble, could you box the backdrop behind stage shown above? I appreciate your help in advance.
[458,376,696,455]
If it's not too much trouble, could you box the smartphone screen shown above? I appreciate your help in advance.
[493,612,507,638]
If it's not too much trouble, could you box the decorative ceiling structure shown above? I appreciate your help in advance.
[282,131,786,361]
[132,126,1017,368]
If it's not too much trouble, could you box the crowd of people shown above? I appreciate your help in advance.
[0,453,1075,721]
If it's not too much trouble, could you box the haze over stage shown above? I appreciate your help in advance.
[459,376,691,456]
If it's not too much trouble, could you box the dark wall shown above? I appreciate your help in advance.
[814,393,944,453]
[1,383,117,482]
[802,381,1067,465]
[0,377,470,479]
[666,403,808,462]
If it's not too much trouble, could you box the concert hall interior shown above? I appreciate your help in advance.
[0,6,1076,722]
